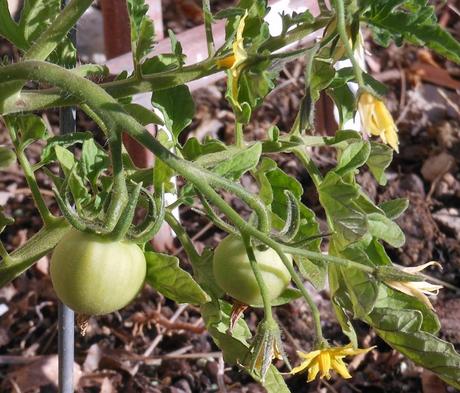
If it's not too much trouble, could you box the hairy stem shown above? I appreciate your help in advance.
[333,0,365,87]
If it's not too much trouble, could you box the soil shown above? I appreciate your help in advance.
[1,1,460,392]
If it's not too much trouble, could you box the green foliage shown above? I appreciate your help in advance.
[362,0,460,64]
[153,85,195,141]
[145,251,210,305]
[1,0,460,390]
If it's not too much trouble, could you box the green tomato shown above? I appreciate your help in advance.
[50,229,146,315]
[213,235,292,307]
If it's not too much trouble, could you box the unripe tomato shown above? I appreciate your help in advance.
[213,235,292,307]
[50,229,146,315]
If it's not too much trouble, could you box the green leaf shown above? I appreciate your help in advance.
[328,264,358,347]
[0,207,14,234]
[13,114,49,150]
[373,285,440,334]
[366,307,460,389]
[0,0,26,49]
[271,287,302,305]
[0,146,16,169]
[127,0,155,67]
[81,139,109,188]
[327,84,356,127]
[293,256,326,289]
[379,198,409,220]
[153,130,175,192]
[201,299,251,364]
[145,251,210,305]
[367,212,405,248]
[168,29,185,66]
[363,1,460,64]
[318,173,367,243]
[335,141,371,177]
[0,0,60,51]
[19,0,59,45]
[40,132,93,166]
[123,103,164,126]
[181,137,227,161]
[339,245,379,318]
[366,142,393,185]
[54,145,90,205]
[212,143,262,180]
[153,85,195,140]
[201,299,290,392]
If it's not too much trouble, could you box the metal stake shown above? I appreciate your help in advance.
[58,1,76,391]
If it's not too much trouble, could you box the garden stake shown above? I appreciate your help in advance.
[58,1,75,390]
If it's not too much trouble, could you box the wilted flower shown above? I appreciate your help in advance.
[291,343,374,382]
[215,12,248,111]
[358,91,399,152]
[245,318,288,382]
[385,261,443,310]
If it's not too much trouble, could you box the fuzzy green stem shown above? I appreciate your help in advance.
[241,234,274,321]
[235,122,244,147]
[4,118,55,226]
[16,149,56,226]
[202,0,215,57]
[165,212,201,267]
[293,147,323,188]
[333,0,365,88]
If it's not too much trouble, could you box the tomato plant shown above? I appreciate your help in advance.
[50,229,146,315]
[213,235,291,307]
[0,0,460,390]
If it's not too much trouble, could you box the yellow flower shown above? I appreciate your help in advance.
[358,92,399,152]
[385,262,443,310]
[291,344,374,382]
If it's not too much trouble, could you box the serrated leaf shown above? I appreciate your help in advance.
[0,0,26,49]
[379,198,409,220]
[0,0,60,51]
[40,132,93,166]
[153,85,195,140]
[366,142,393,185]
[367,212,405,248]
[364,1,460,64]
[127,0,155,67]
[145,251,210,305]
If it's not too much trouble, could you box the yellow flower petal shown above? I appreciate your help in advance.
[358,92,399,152]
[318,352,332,379]
[307,359,320,382]
[291,344,375,383]
[331,358,352,379]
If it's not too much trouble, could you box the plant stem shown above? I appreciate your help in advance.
[293,147,323,188]
[202,0,215,57]
[333,0,365,88]
[4,118,55,226]
[165,212,201,267]
[235,122,244,147]
[1,22,324,115]
[241,234,274,321]
[16,149,56,226]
